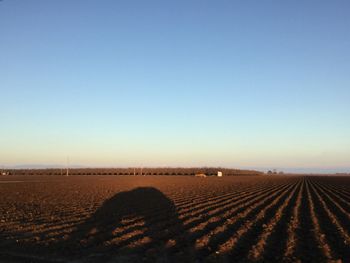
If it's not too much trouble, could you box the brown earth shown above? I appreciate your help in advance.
[0,175,349,262]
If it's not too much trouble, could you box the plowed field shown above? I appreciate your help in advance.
[0,175,349,262]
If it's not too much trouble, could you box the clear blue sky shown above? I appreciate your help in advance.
[1,1,349,173]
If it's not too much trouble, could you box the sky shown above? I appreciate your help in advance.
[1,1,350,173]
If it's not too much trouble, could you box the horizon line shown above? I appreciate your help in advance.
[2,163,350,174]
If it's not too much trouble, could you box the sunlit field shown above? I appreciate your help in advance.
[1,175,349,262]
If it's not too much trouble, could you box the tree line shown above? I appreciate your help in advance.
[7,167,264,176]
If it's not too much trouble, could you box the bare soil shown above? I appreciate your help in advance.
[0,175,349,262]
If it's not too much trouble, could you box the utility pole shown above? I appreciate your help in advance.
[66,157,69,177]
[133,168,136,176]
[140,167,143,176]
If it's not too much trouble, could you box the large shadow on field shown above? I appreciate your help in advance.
[65,187,193,262]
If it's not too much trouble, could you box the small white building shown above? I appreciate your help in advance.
[217,171,223,177]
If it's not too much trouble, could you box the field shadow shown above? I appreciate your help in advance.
[63,187,193,262]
